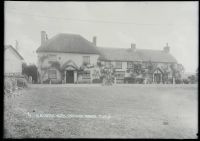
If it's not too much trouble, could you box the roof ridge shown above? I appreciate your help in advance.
[5,45,24,60]
[57,33,81,36]
[97,47,128,50]
[137,48,163,51]
[36,33,99,54]
[98,47,165,52]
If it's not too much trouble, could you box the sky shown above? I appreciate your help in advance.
[4,1,198,73]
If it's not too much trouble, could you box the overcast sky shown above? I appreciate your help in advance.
[4,1,198,73]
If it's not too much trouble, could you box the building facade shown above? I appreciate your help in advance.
[36,31,100,84]
[36,31,181,84]
[4,45,24,76]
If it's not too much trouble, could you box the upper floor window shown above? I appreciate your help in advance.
[105,61,111,68]
[127,62,133,69]
[115,61,122,69]
[83,56,90,65]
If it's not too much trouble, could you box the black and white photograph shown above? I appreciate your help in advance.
[4,1,198,139]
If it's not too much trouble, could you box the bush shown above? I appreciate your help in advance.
[124,77,135,83]
[4,78,13,93]
[92,79,102,83]
[135,78,144,84]
[43,79,63,84]
[175,79,182,84]
[16,77,28,88]
[43,79,50,84]
[102,76,114,85]
[51,79,62,84]
[183,79,189,84]
[4,76,28,94]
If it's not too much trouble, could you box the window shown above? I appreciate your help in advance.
[127,62,133,69]
[115,71,125,80]
[80,71,90,79]
[115,61,122,69]
[48,69,57,79]
[105,61,111,68]
[83,56,90,65]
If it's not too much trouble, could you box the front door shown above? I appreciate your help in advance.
[154,73,161,84]
[66,71,74,83]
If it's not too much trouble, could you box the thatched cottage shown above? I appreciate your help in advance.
[36,31,181,84]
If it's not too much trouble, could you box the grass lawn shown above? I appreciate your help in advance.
[4,84,198,138]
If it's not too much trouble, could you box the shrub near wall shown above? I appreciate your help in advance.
[4,76,28,94]
[92,78,102,83]
[16,77,28,88]
[4,78,16,93]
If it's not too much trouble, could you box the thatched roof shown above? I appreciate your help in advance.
[36,33,177,63]
[36,33,99,54]
[97,47,177,63]
[97,47,142,62]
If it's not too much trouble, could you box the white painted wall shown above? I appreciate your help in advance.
[38,52,99,68]
[37,52,99,82]
[4,48,23,74]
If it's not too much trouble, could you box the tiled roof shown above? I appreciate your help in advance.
[36,33,99,54]
[97,47,142,61]
[5,45,24,60]
[97,47,177,63]
[136,49,177,63]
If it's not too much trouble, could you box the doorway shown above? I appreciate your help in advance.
[66,70,74,83]
[154,73,161,84]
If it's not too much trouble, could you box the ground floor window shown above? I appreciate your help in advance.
[115,71,125,80]
[105,61,112,68]
[48,69,57,79]
[80,71,90,79]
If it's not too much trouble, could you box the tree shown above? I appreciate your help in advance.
[100,63,115,85]
[22,63,38,83]
[188,75,197,84]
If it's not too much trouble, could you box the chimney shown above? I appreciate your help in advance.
[41,31,47,45]
[131,43,136,51]
[163,43,170,53]
[92,36,97,46]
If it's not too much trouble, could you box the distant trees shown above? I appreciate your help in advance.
[187,74,198,84]
[22,63,38,83]
[170,63,184,79]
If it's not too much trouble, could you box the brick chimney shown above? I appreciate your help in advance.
[92,36,97,46]
[131,43,136,51]
[163,43,170,53]
[41,31,48,45]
